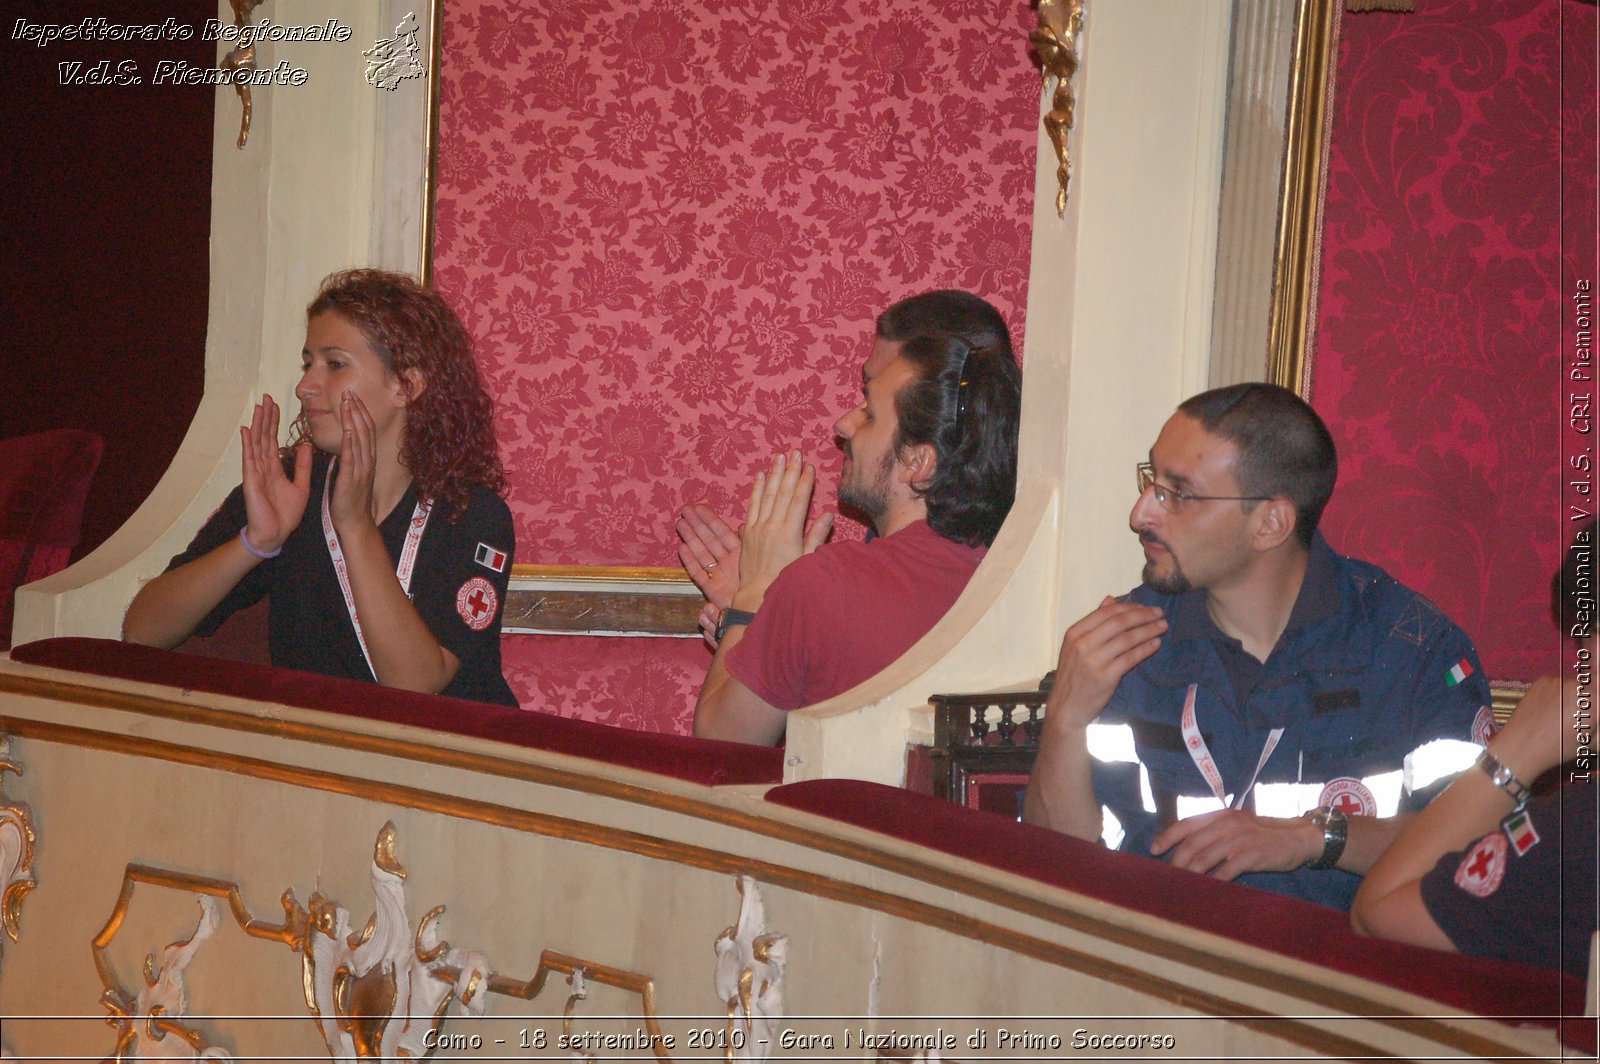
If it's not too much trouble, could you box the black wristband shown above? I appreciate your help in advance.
[715,608,757,642]
[1304,805,1348,870]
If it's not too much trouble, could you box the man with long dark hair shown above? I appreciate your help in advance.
[680,291,1022,745]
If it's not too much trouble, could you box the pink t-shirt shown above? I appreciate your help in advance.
[728,520,985,710]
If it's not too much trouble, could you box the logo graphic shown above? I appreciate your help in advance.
[364,12,425,91]
[1317,777,1376,818]
[1445,658,1474,687]
[455,577,498,631]
[474,542,508,573]
[1453,832,1507,898]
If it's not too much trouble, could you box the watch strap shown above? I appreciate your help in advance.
[1304,805,1348,870]
[715,608,757,642]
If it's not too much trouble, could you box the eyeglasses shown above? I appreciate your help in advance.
[1136,462,1270,514]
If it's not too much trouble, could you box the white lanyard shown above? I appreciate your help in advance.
[1179,683,1283,810]
[321,468,431,680]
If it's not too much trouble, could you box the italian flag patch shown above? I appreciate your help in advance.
[1504,810,1540,856]
[1445,658,1474,686]
[474,542,508,573]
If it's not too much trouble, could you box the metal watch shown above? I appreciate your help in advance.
[1303,805,1348,870]
[715,607,757,642]
[1476,749,1531,810]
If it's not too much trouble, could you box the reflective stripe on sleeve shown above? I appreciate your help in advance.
[1404,737,1482,794]
[1101,805,1126,850]
[1086,722,1138,763]
[1364,769,1404,816]
[1175,794,1226,820]
[1253,781,1324,819]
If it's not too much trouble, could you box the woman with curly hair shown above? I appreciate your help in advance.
[124,270,517,706]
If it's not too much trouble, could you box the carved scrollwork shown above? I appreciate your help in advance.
[104,897,235,1062]
[301,822,491,1060]
[91,822,669,1061]
[0,736,36,965]
[714,876,788,1063]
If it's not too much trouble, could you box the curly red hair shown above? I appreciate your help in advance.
[291,269,505,515]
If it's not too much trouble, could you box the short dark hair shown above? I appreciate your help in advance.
[892,334,1022,547]
[1176,383,1337,548]
[876,290,1015,360]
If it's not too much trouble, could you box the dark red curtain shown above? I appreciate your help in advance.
[0,0,214,559]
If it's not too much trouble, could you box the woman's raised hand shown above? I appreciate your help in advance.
[240,395,312,554]
[327,390,379,533]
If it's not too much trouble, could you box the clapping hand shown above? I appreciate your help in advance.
[677,503,741,609]
[240,394,312,554]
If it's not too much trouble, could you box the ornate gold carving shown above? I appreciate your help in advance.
[436,948,671,1061]
[0,736,36,960]
[218,0,267,149]
[373,820,405,877]
[89,823,674,1060]
[104,896,235,1061]
[1030,0,1086,218]
[715,876,787,1062]
[0,699,1531,1060]
[299,821,489,1059]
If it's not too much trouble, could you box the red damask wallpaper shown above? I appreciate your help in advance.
[1309,0,1596,680]
[433,2,1039,726]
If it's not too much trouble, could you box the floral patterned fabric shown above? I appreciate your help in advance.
[1310,0,1596,680]
[434,1,1039,727]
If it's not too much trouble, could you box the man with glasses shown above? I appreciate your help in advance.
[681,291,1023,745]
[1023,383,1491,910]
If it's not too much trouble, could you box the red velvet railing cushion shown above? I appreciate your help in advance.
[9,637,782,787]
[766,779,1589,1045]
[0,429,103,648]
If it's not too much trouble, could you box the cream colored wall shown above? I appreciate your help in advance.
[12,0,429,645]
[786,0,1234,783]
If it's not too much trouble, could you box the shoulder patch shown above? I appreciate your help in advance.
[474,542,508,573]
[1453,833,1507,898]
[1503,809,1541,856]
[1444,658,1474,687]
[1471,705,1498,746]
[1318,777,1376,817]
[456,576,499,631]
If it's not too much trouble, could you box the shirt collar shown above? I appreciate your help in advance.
[1168,531,1339,644]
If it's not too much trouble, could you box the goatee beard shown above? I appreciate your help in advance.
[1142,562,1192,596]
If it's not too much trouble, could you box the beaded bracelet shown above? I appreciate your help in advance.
[239,527,283,560]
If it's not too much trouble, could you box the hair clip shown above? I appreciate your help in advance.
[951,340,974,436]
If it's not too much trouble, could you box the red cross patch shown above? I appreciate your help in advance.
[1471,705,1498,747]
[455,576,498,631]
[1317,777,1376,818]
[1453,832,1507,898]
